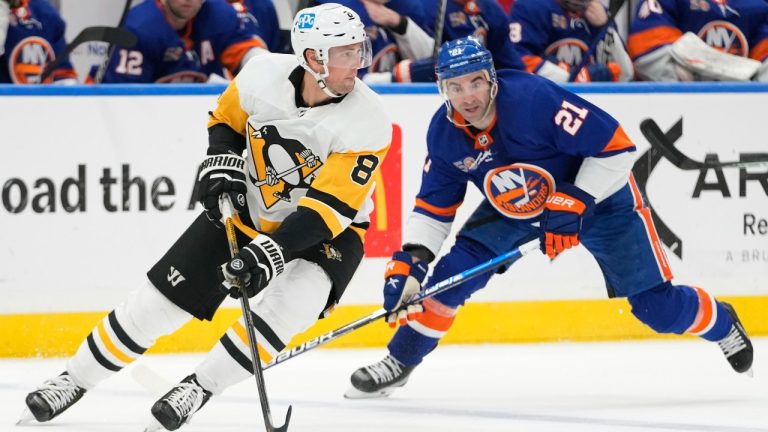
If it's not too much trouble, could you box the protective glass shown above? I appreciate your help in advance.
[327,39,373,69]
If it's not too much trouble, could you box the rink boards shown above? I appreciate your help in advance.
[0,83,766,357]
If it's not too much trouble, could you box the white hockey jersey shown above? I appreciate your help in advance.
[208,53,392,242]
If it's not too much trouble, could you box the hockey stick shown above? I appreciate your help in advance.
[39,26,137,82]
[253,162,309,187]
[263,238,541,370]
[432,0,449,58]
[221,197,292,432]
[567,0,627,82]
[93,0,133,84]
[640,118,768,170]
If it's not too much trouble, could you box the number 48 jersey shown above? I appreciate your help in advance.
[209,53,392,240]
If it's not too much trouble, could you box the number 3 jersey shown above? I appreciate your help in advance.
[408,69,637,255]
[208,53,392,243]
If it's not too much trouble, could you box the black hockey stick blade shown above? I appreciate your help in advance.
[639,118,703,170]
[640,118,768,170]
[40,26,137,82]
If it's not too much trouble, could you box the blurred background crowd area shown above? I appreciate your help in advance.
[2,0,767,85]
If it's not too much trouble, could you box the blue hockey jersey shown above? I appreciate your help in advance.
[101,0,265,83]
[509,0,606,71]
[229,0,283,53]
[1,0,76,84]
[414,69,635,225]
[423,0,525,71]
[628,0,768,61]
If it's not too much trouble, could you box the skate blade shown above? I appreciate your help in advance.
[16,408,36,425]
[343,385,398,399]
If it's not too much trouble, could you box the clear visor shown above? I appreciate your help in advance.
[326,39,373,69]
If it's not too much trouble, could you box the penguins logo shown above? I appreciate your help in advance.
[247,124,322,208]
[483,163,555,219]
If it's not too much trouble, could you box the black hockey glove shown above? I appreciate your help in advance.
[197,153,248,223]
[218,234,286,299]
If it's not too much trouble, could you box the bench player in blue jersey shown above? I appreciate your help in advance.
[345,36,754,399]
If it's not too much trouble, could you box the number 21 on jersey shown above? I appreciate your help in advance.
[554,100,589,136]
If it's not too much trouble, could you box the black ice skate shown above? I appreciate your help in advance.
[150,374,212,431]
[717,302,754,376]
[345,354,416,399]
[21,372,86,423]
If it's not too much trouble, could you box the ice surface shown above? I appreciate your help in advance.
[2,339,766,432]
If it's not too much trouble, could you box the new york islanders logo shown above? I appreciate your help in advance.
[483,163,555,219]
[545,38,589,68]
[247,124,322,209]
[8,36,55,84]
[698,21,748,56]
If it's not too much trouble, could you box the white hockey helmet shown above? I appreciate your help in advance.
[291,3,372,96]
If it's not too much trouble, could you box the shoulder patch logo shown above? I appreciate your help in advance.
[483,163,555,219]
[247,123,323,209]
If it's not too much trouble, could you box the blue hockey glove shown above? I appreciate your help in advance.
[218,234,285,299]
[540,183,595,259]
[383,251,429,328]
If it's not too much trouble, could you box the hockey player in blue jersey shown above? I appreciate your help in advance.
[509,0,634,82]
[345,36,754,399]
[0,0,77,84]
[100,0,268,83]
[228,0,284,53]
[365,0,525,83]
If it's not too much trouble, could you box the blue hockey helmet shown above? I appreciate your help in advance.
[435,36,497,86]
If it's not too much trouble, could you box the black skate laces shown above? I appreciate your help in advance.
[36,375,80,412]
[718,325,747,358]
[165,381,206,421]
[365,356,404,384]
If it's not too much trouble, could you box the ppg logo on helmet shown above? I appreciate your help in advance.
[297,13,315,29]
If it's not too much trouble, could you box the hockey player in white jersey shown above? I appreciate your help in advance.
[21,3,391,431]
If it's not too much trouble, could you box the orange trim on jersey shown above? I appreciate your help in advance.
[522,55,544,74]
[687,286,714,335]
[414,198,462,218]
[97,320,134,364]
[750,38,768,61]
[384,260,410,278]
[628,26,683,59]
[51,68,78,81]
[220,39,266,74]
[628,173,644,211]
[629,176,674,281]
[601,125,636,154]
[423,297,458,317]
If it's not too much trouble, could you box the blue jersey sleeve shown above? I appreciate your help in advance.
[526,78,635,158]
[414,112,469,223]
[203,0,265,74]
[628,0,684,59]
[508,0,550,70]
[239,0,283,53]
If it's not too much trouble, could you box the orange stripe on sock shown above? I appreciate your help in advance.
[97,320,134,364]
[414,299,457,332]
[688,286,714,335]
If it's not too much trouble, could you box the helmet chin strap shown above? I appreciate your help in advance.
[302,63,345,99]
[444,81,498,128]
